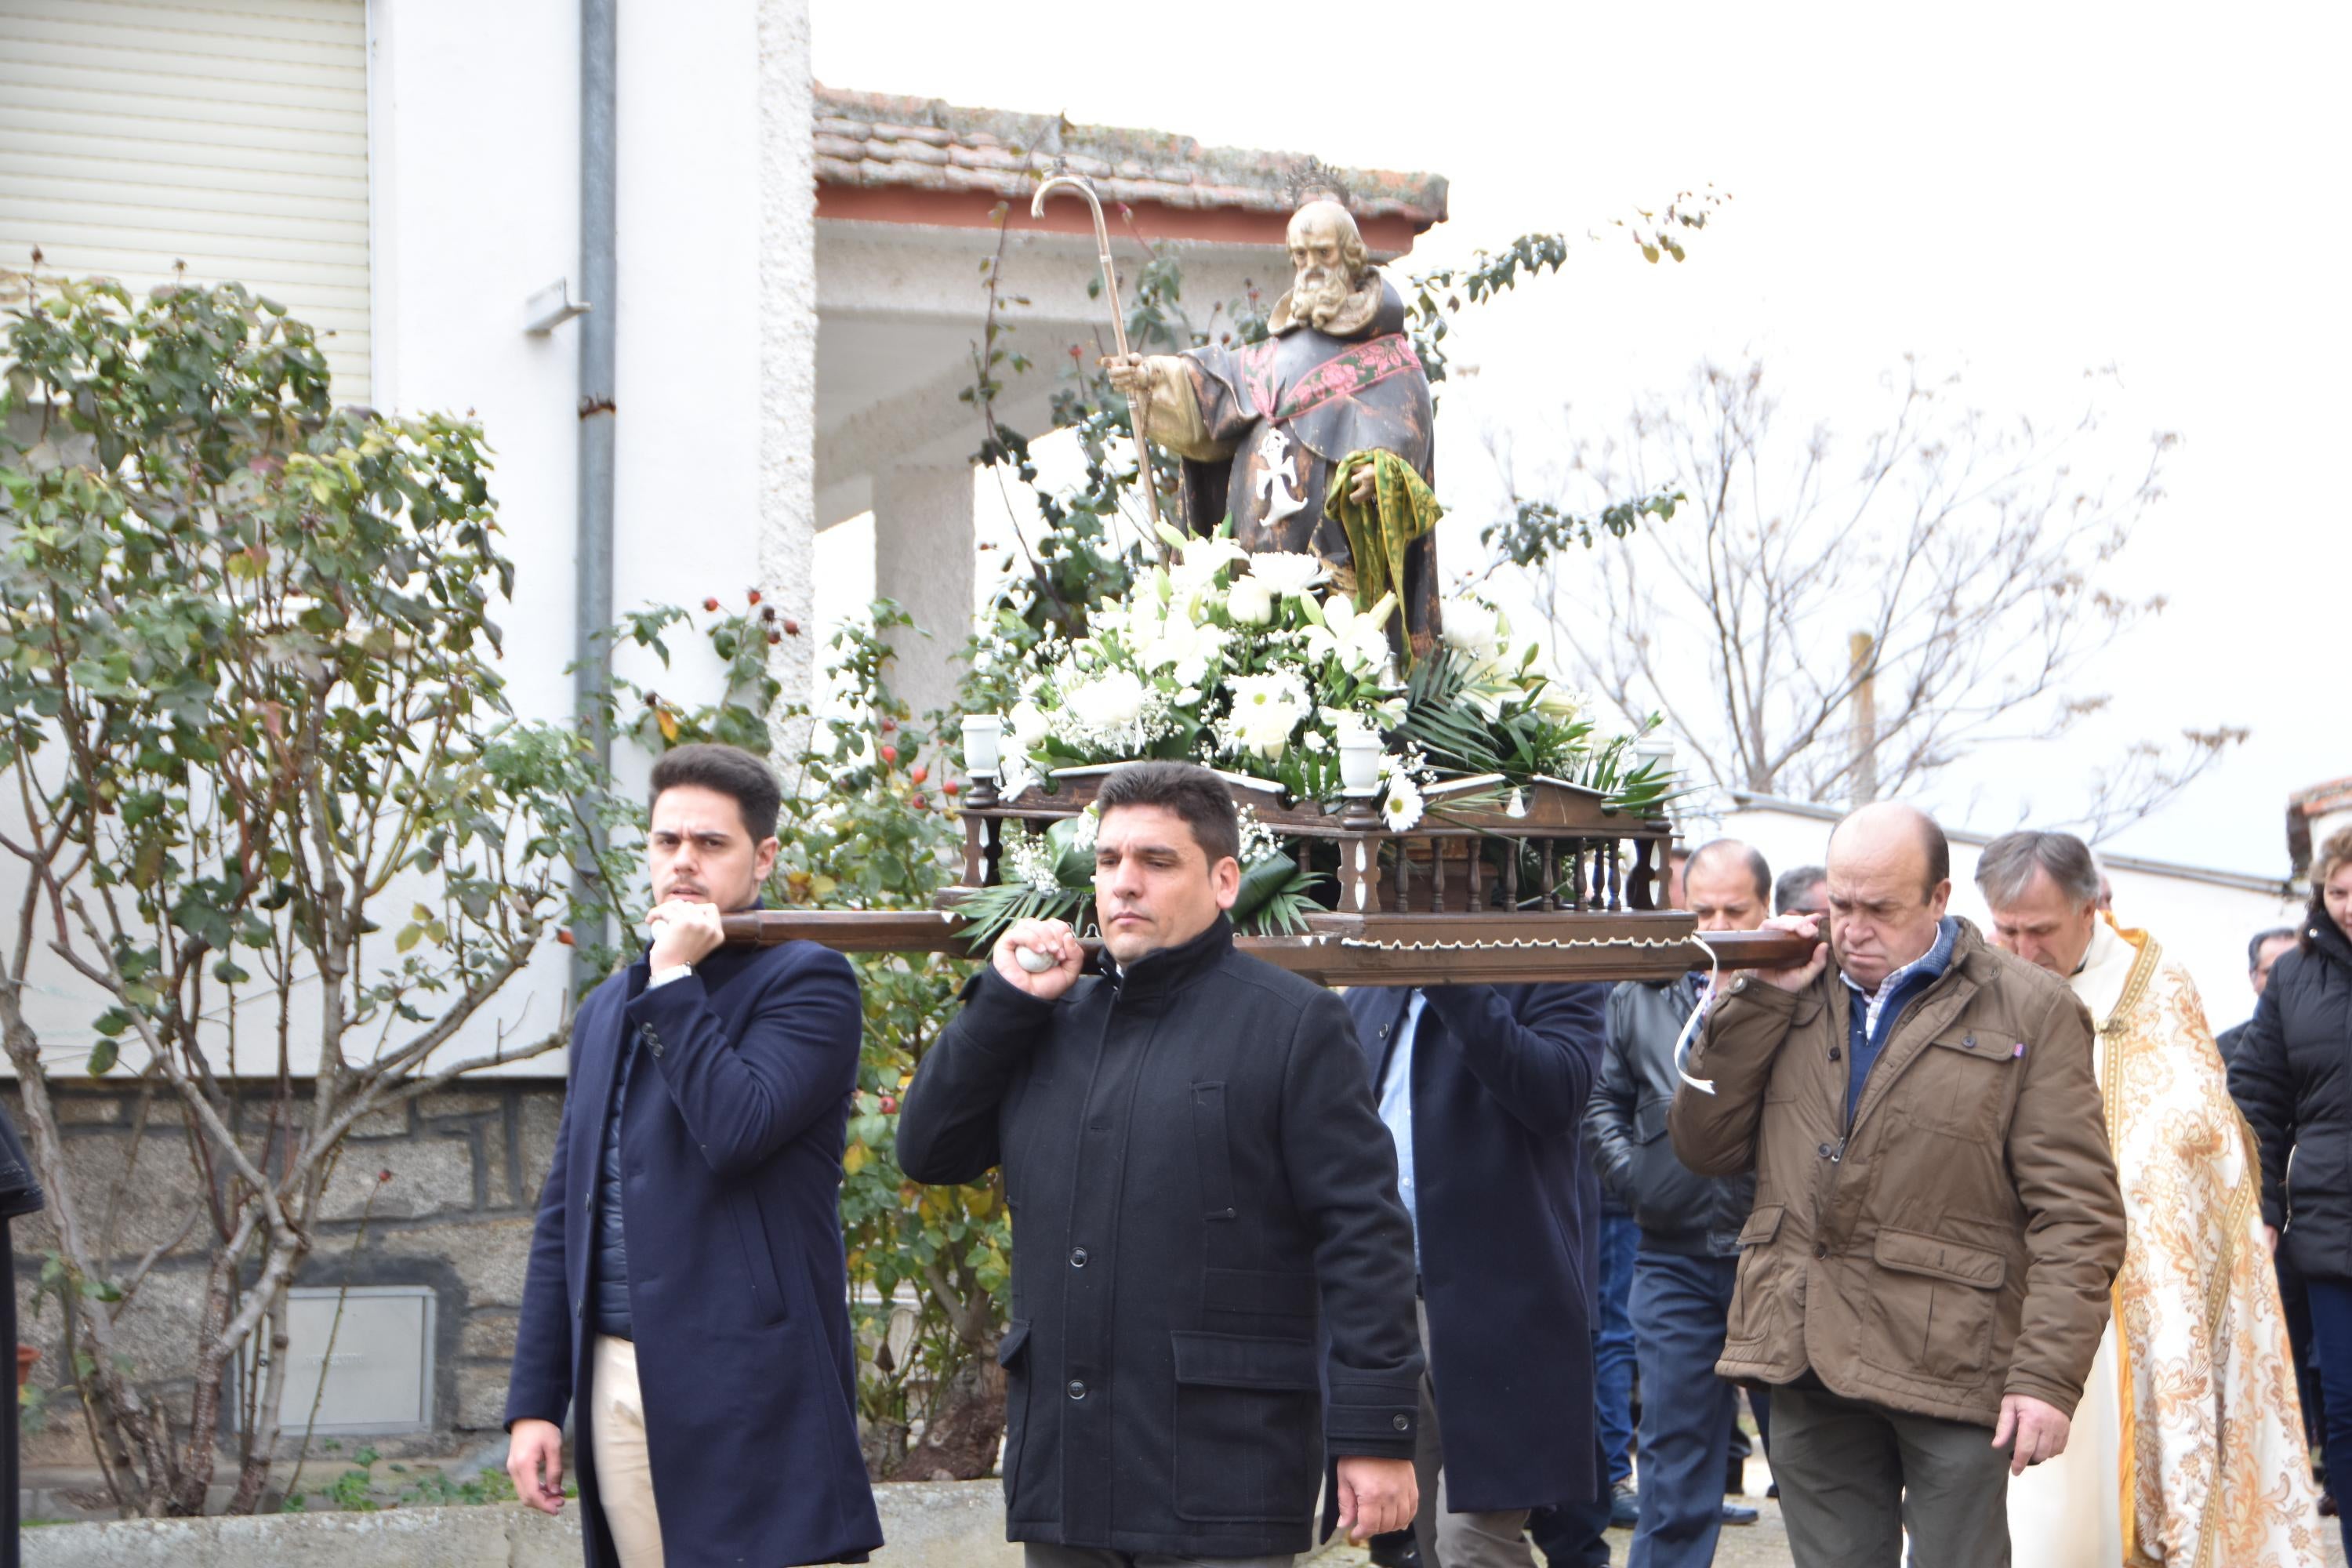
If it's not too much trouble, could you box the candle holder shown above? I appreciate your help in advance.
[960,715,1004,810]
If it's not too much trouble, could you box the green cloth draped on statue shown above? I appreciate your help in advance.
[1326,449,1442,668]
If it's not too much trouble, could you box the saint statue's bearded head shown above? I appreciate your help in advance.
[1279,199,1377,335]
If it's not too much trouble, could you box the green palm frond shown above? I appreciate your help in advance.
[1400,650,1505,775]
[956,882,1090,954]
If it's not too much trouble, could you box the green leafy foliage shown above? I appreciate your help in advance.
[0,273,610,1515]
[1482,491,1686,568]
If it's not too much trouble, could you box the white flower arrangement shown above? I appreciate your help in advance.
[985,528,1650,824]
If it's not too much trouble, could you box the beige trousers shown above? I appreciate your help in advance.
[590,1335,665,1568]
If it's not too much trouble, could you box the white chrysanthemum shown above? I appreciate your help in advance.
[1442,597,1504,666]
[1247,551,1324,598]
[1064,670,1147,731]
[1225,671,1310,758]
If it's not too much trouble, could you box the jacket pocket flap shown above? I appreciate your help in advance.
[996,1318,1032,1367]
[1737,1203,1784,1247]
[1927,1032,2018,1062]
[1634,1098,1671,1144]
[1171,1330,1319,1391]
[1874,1229,2005,1288]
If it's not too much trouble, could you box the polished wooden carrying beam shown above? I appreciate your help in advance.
[718,909,1817,986]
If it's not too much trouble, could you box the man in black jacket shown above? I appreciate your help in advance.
[1584,838,1773,1568]
[898,762,1421,1566]
[1343,980,1609,1568]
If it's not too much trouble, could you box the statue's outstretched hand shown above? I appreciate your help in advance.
[1100,353,1151,397]
[1347,463,1379,505]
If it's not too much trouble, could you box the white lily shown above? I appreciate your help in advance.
[1247,551,1324,598]
[1302,592,1396,677]
[1168,538,1250,608]
[1225,671,1310,758]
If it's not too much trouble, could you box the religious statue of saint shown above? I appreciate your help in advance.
[1105,198,1443,658]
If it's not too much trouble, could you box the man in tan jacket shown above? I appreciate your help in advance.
[1668,803,2125,1568]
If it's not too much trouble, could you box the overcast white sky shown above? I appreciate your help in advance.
[812,1,2350,879]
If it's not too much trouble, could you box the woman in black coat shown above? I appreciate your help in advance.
[2230,825,2352,1557]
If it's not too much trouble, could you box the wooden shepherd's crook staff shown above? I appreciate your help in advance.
[1031,173,1166,542]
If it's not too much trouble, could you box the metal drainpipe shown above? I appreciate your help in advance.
[570,0,617,989]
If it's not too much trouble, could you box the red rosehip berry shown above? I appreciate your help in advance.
[556,929,576,946]
[879,1096,898,1114]
[909,764,927,784]
[909,793,927,811]
[880,745,898,766]
[942,779,960,796]
[782,619,801,636]
[746,589,762,604]
[702,597,720,612]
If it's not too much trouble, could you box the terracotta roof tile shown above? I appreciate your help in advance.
[812,83,1448,229]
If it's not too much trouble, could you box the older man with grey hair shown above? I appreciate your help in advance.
[1978,829,2319,1568]
[1671,804,2122,1568]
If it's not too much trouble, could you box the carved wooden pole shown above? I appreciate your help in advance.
[1032,174,1167,543]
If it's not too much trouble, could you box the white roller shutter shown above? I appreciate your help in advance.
[0,0,372,392]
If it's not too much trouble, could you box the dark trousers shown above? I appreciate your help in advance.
[1627,1250,1740,1568]
[1021,1548,1291,1567]
[1767,1381,2011,1568]
[1526,1490,1612,1568]
[2281,1250,2326,1454]
[2302,1276,2352,1559]
[1593,1210,1639,1488]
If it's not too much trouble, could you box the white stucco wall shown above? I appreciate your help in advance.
[365,0,818,1077]
[1,0,817,1082]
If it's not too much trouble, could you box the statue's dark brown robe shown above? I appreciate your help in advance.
[1176,278,1442,655]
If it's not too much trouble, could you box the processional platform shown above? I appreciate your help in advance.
[720,771,1813,985]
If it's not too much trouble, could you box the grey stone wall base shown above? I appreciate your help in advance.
[20,1481,1024,1567]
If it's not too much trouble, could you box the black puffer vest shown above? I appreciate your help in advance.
[590,1032,639,1338]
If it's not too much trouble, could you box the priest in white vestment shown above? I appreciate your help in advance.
[1978,831,2322,1568]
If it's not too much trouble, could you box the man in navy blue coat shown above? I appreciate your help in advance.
[1343,982,1610,1568]
[506,743,883,1568]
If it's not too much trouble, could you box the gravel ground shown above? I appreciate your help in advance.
[1310,1457,2351,1566]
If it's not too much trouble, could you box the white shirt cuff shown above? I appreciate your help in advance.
[648,964,694,989]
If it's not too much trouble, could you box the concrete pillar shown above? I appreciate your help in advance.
[871,463,977,723]
[756,0,818,744]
